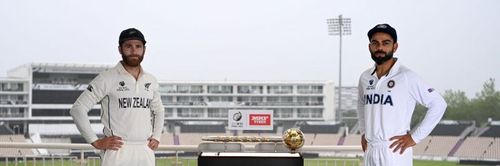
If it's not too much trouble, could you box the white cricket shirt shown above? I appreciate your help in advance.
[357,59,447,143]
[70,62,165,143]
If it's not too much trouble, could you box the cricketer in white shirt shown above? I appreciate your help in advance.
[70,62,165,166]
[358,24,447,166]
[357,59,447,165]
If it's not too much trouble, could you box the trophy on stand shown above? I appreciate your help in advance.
[201,128,305,152]
[198,128,305,166]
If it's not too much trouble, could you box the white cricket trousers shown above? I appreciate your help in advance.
[364,141,413,166]
[101,141,155,166]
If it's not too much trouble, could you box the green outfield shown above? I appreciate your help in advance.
[0,157,482,166]
[414,160,458,166]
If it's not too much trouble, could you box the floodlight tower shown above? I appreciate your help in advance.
[327,15,351,122]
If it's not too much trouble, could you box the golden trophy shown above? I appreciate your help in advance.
[201,128,305,152]
[282,128,305,152]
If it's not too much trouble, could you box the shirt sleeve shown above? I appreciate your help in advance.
[407,72,447,143]
[150,79,165,141]
[69,74,107,143]
[357,75,366,135]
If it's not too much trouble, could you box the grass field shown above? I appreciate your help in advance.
[0,157,480,166]
[414,160,458,166]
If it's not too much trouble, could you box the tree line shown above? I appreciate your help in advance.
[412,78,500,127]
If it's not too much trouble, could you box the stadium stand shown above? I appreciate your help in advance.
[178,133,208,145]
[429,121,473,136]
[29,124,104,136]
[480,124,500,137]
[175,122,227,145]
[483,138,500,160]
[455,137,496,159]
[32,90,83,104]
[291,122,345,146]
[298,123,342,134]
[41,137,72,155]
[0,135,34,156]
[160,133,175,145]
[413,136,432,156]
[303,133,316,145]
[0,123,14,135]
[242,125,278,134]
[342,134,361,146]
[69,134,104,144]
[179,123,226,133]
[312,134,341,145]
[419,136,460,157]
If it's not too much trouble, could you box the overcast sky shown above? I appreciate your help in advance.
[1,0,499,97]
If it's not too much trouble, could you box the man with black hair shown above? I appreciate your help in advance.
[357,24,447,166]
[70,28,164,166]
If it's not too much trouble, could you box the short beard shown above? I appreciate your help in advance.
[121,54,143,67]
[370,50,393,65]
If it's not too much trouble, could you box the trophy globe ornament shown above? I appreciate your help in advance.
[282,128,305,152]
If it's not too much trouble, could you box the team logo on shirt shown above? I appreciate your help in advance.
[144,83,151,91]
[387,80,395,88]
[366,79,375,90]
[86,85,93,92]
[117,81,130,91]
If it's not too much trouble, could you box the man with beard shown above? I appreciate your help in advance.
[70,28,164,166]
[357,24,447,166]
